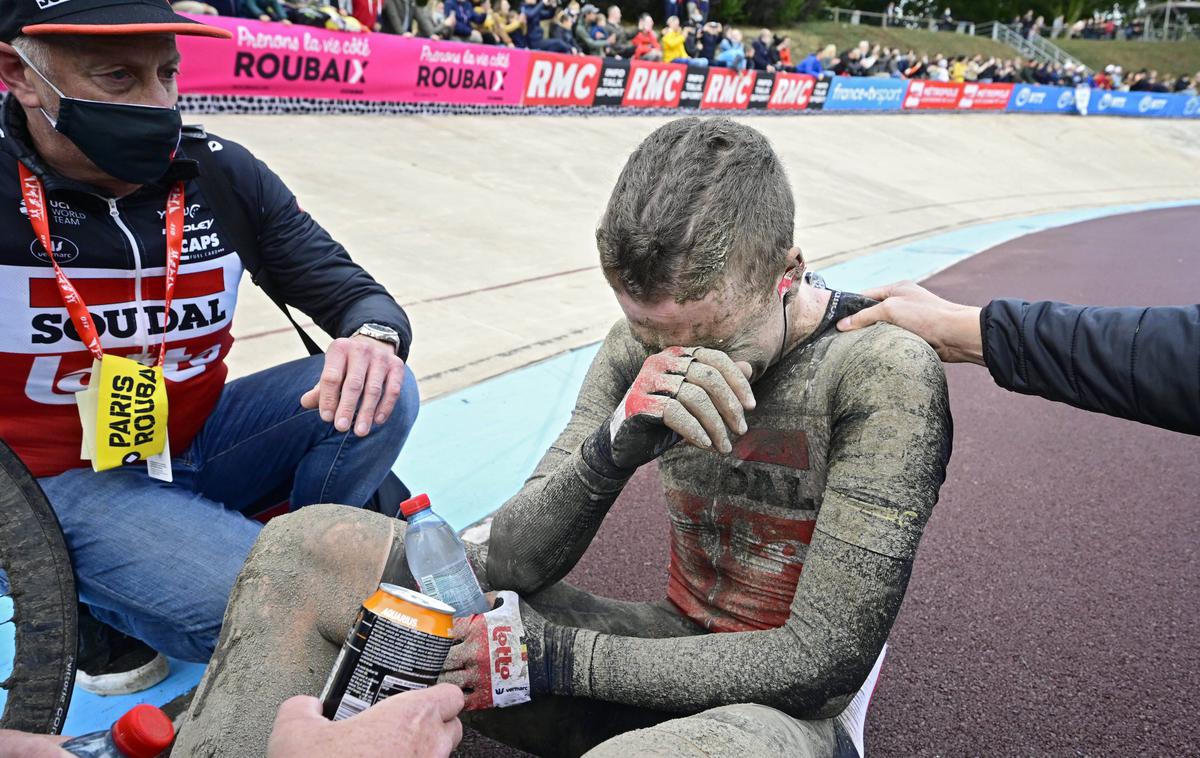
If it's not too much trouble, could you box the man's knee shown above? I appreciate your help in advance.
[255,504,396,576]
[585,704,837,758]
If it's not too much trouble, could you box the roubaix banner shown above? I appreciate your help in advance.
[173,16,1200,120]
[177,14,530,105]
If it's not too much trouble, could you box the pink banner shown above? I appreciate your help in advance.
[177,15,529,106]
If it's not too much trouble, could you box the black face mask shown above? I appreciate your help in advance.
[19,53,182,186]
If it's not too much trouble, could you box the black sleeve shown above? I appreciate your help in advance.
[235,146,412,360]
[981,299,1200,435]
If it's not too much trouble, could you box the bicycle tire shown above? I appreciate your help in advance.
[0,439,76,735]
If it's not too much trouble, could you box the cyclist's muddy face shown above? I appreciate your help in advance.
[614,280,783,380]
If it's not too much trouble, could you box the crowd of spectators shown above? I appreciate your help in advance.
[168,0,1200,95]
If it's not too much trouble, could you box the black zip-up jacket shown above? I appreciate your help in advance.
[982,299,1200,435]
[0,98,411,476]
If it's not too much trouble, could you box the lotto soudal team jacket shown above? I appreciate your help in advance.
[0,100,412,478]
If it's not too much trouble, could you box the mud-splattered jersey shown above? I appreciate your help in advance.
[488,289,952,717]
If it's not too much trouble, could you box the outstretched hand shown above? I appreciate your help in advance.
[300,335,407,437]
[836,281,985,365]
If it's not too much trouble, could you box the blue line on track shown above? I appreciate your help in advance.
[8,198,1189,736]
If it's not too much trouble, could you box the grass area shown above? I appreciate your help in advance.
[764,21,1014,59]
[745,21,1200,77]
[1056,38,1200,77]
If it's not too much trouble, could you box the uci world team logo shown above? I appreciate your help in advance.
[30,235,80,264]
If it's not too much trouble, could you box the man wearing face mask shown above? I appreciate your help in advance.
[0,1,419,695]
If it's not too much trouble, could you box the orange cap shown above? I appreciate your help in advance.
[111,704,174,758]
[400,493,432,518]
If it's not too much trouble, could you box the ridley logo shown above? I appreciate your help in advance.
[36,0,73,8]
[29,235,80,264]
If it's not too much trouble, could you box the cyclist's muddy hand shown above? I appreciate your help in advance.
[266,688,463,758]
[600,346,755,470]
[0,731,69,758]
[440,591,544,711]
[300,336,407,437]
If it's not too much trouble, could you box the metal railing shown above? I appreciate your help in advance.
[824,7,976,36]
[976,21,1087,70]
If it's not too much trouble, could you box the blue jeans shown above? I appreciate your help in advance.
[37,355,419,662]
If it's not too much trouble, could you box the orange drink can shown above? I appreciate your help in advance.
[319,583,456,720]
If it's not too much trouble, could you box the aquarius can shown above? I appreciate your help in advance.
[319,583,456,721]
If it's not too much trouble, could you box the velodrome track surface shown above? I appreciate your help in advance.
[203,113,1200,399]
[521,206,1199,757]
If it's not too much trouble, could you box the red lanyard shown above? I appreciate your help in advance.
[19,162,184,368]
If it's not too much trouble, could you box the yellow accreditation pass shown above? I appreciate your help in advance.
[86,354,169,474]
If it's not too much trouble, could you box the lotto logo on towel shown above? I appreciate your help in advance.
[957,82,1013,110]
[904,80,964,109]
[523,53,602,106]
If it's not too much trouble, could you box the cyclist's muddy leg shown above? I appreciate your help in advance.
[174,505,399,758]
[463,582,706,758]
[583,703,851,758]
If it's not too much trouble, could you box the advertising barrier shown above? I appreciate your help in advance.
[1007,84,1077,114]
[1090,90,1174,118]
[179,15,529,105]
[822,77,908,112]
[904,80,964,110]
[958,82,1014,110]
[174,16,1200,120]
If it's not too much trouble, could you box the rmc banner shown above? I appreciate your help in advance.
[175,16,1200,120]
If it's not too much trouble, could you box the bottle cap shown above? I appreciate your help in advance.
[399,493,432,518]
[111,704,174,758]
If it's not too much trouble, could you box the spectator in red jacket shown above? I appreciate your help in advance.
[631,13,662,60]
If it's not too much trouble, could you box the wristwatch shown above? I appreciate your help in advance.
[352,323,401,354]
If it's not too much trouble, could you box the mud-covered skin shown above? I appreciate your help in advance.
[487,291,952,718]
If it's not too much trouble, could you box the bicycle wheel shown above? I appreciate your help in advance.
[0,439,76,735]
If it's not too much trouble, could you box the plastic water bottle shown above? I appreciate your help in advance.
[61,704,174,757]
[401,494,490,617]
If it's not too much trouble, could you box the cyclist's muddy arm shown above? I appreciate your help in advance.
[540,329,952,718]
[486,321,646,594]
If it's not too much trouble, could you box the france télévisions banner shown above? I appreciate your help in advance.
[1007,84,1077,113]
[176,15,530,106]
[822,78,908,111]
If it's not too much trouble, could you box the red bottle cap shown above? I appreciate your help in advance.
[399,493,432,518]
[111,704,174,758]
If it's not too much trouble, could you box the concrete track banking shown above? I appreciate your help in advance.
[197,113,1200,400]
